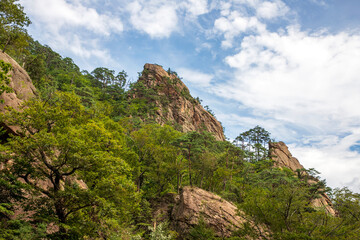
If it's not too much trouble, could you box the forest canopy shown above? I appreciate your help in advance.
[0,1,360,239]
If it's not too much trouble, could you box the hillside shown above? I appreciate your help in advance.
[1,48,360,239]
[132,63,225,141]
[1,2,360,238]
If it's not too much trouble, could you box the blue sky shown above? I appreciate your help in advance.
[20,0,360,192]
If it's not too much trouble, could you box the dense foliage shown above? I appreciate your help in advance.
[0,60,13,99]
[1,1,360,239]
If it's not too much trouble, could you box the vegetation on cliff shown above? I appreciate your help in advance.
[0,1,360,239]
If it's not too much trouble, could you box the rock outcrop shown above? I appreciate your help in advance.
[172,186,244,237]
[152,186,267,239]
[134,64,225,141]
[269,142,336,215]
[0,52,36,135]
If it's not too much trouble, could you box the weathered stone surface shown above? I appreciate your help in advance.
[135,64,225,141]
[152,187,267,239]
[0,52,36,134]
[171,186,244,238]
[269,141,336,215]
[269,141,304,171]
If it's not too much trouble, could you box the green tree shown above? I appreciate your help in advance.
[187,217,218,240]
[234,165,360,240]
[0,0,31,55]
[235,126,271,162]
[130,124,182,197]
[0,60,13,99]
[173,131,205,187]
[0,92,139,239]
[91,67,127,90]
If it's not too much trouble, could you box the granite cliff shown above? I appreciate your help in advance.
[269,141,336,215]
[132,64,225,141]
[0,53,339,238]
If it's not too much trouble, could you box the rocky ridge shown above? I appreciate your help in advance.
[1,53,337,237]
[134,64,225,141]
[269,141,336,215]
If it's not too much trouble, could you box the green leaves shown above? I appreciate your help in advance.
[0,92,141,238]
[0,0,30,27]
[0,60,13,100]
[235,125,271,162]
[0,0,30,55]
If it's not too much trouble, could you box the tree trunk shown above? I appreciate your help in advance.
[188,145,192,186]
[2,36,11,53]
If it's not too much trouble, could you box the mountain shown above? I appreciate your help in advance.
[2,50,358,239]
[131,63,225,141]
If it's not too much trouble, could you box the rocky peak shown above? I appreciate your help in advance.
[135,63,225,141]
[269,141,304,171]
[269,141,336,215]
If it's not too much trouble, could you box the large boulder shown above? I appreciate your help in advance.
[171,186,244,238]
[152,186,267,239]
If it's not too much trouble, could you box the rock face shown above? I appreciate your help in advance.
[152,186,266,239]
[171,186,244,238]
[0,52,36,134]
[134,64,225,141]
[269,141,304,171]
[269,142,336,215]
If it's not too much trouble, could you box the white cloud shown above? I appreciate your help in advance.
[213,0,289,48]
[212,26,360,189]
[127,0,178,38]
[256,0,289,19]
[214,12,266,48]
[181,0,209,17]
[235,0,289,18]
[21,0,123,35]
[221,27,360,131]
[126,0,209,38]
[20,0,122,61]
[290,134,360,192]
[178,68,214,87]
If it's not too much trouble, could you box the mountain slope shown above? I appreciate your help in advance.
[132,64,225,141]
[270,141,336,215]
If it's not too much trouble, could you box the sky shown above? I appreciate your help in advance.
[19,0,360,192]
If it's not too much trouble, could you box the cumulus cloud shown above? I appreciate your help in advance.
[212,25,360,189]
[290,137,360,191]
[181,0,209,17]
[214,12,266,48]
[126,0,209,38]
[126,0,178,38]
[20,0,122,61]
[178,68,214,87]
[256,0,289,19]
[213,0,289,48]
[220,27,360,131]
[21,0,123,35]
